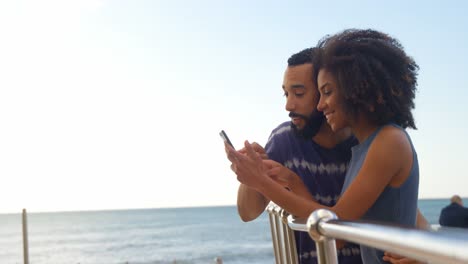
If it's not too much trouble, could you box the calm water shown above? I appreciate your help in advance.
[0,199,448,264]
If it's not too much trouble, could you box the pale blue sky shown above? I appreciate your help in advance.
[1,0,467,213]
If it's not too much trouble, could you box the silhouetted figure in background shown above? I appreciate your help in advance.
[439,195,468,228]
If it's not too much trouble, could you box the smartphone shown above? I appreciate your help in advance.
[219,130,234,148]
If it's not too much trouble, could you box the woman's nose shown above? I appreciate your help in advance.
[317,97,325,112]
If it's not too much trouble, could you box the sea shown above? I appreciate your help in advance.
[0,199,449,264]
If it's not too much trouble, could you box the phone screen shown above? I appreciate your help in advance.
[219,130,234,148]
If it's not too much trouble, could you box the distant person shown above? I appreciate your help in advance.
[439,195,468,228]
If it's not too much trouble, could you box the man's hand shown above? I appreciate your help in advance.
[383,209,429,263]
[226,140,270,190]
[239,141,268,159]
[383,252,426,264]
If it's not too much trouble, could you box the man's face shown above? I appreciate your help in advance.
[282,63,324,138]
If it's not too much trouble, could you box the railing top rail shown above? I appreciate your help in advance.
[285,209,468,264]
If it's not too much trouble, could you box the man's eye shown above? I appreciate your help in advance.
[295,93,304,97]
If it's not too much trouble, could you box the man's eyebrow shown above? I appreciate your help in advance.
[282,84,305,90]
[291,84,305,89]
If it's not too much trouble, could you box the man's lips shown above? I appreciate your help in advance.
[291,117,302,125]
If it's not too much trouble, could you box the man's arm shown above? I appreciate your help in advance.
[236,142,271,222]
[237,183,270,222]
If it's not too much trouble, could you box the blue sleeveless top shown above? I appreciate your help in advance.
[341,124,419,264]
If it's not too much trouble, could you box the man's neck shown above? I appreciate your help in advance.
[311,123,352,149]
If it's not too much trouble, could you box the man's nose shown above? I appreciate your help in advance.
[285,98,295,112]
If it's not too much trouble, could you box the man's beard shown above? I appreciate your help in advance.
[289,111,325,139]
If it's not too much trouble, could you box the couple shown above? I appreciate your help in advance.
[225,29,427,264]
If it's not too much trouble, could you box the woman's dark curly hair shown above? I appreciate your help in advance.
[312,29,419,129]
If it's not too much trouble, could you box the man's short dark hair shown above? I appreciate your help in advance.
[287,47,318,66]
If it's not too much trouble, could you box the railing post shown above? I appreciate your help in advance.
[307,209,338,264]
[273,205,287,263]
[266,203,281,264]
[266,203,283,264]
[22,208,29,264]
[279,209,298,264]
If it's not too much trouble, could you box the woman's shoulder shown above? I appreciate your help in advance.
[373,124,412,154]
[378,124,409,140]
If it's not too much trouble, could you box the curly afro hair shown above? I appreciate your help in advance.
[313,29,419,129]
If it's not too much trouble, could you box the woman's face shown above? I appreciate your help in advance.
[316,69,350,132]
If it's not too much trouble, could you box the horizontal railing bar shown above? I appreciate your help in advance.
[319,220,468,264]
[286,211,468,264]
[287,215,308,232]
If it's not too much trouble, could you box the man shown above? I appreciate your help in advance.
[234,47,429,264]
[237,47,362,264]
[439,195,468,228]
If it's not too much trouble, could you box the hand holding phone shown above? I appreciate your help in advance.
[219,130,234,148]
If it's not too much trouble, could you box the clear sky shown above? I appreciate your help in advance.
[1,0,467,213]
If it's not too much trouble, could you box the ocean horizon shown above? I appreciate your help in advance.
[0,199,455,264]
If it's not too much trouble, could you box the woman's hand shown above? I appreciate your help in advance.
[263,159,297,189]
[264,159,314,200]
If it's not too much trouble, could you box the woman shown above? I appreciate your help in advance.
[226,29,420,264]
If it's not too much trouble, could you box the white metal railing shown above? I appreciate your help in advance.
[266,203,298,264]
[266,203,468,264]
